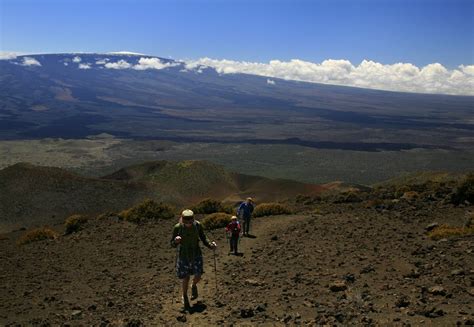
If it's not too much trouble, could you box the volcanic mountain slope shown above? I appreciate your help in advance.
[1,53,473,151]
[103,160,326,203]
[0,189,472,326]
[0,160,325,232]
[0,162,151,232]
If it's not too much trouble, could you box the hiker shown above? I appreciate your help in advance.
[171,209,217,309]
[237,197,254,236]
[225,215,242,255]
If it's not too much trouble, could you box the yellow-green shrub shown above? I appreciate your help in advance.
[191,198,223,214]
[451,173,474,205]
[17,227,58,245]
[401,191,419,201]
[428,224,474,240]
[201,212,231,230]
[253,203,292,217]
[120,199,175,223]
[64,214,88,234]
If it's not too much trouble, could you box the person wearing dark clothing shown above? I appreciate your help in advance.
[171,209,217,309]
[225,215,242,255]
[237,197,254,236]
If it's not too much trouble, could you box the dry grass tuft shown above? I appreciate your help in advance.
[119,199,175,223]
[253,203,292,217]
[428,224,474,240]
[17,227,58,245]
[64,214,88,234]
[201,212,232,230]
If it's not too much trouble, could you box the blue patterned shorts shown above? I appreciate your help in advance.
[176,256,204,279]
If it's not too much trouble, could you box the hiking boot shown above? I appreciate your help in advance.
[182,295,190,309]
[191,284,198,300]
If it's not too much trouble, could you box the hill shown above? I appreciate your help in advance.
[0,174,472,325]
[0,160,325,232]
[0,163,151,232]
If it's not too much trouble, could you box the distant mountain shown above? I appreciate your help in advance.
[1,53,472,151]
[0,160,325,232]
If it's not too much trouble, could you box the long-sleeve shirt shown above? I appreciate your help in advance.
[237,202,254,219]
[225,220,241,236]
[170,221,211,260]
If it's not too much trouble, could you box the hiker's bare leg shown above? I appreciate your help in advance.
[192,275,201,285]
[182,276,190,296]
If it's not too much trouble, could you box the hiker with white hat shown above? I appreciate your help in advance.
[171,209,217,309]
[225,215,242,255]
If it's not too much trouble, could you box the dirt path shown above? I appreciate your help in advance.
[155,214,311,325]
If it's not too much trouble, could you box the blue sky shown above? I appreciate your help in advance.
[1,0,473,68]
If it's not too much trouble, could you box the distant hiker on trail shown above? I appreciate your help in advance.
[225,215,242,255]
[237,197,254,236]
[171,209,217,309]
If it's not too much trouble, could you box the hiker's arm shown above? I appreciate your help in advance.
[198,223,214,249]
[170,225,180,247]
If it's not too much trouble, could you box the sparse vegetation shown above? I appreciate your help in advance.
[427,224,474,240]
[64,214,88,234]
[191,198,223,214]
[17,227,58,245]
[401,191,419,201]
[451,173,474,205]
[119,199,175,223]
[253,203,292,217]
[201,212,232,230]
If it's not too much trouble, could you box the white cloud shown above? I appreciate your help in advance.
[133,57,179,70]
[78,63,91,69]
[64,62,69,66]
[104,60,132,69]
[0,52,19,60]
[267,79,276,85]
[72,56,82,63]
[184,57,474,96]
[95,59,109,65]
[21,57,42,66]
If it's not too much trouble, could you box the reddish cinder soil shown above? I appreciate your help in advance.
[1,202,473,326]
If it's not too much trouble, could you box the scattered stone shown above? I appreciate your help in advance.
[270,235,278,241]
[176,315,186,322]
[245,279,264,286]
[428,286,447,296]
[420,307,445,318]
[404,269,421,278]
[395,296,410,308]
[88,304,97,311]
[124,319,143,327]
[451,269,465,276]
[329,280,347,292]
[71,310,82,318]
[425,223,439,232]
[343,273,356,283]
[240,308,254,318]
[255,304,266,312]
[360,265,375,274]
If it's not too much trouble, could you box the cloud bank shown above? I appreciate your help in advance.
[21,57,42,66]
[185,58,474,96]
[78,63,91,69]
[102,57,179,71]
[0,52,19,60]
[104,60,132,69]
[133,57,179,70]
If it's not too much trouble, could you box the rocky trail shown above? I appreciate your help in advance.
[1,202,473,326]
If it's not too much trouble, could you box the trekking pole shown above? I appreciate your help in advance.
[213,248,218,295]
[171,244,180,305]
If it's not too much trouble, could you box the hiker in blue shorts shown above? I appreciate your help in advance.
[171,209,217,309]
